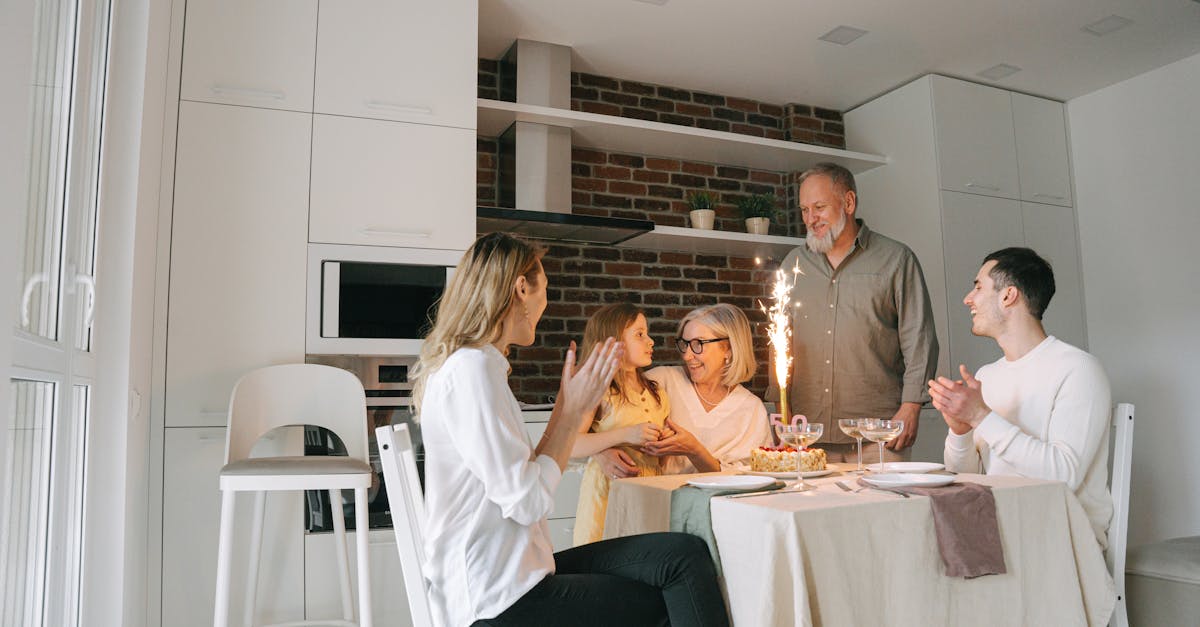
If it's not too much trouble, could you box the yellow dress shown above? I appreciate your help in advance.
[572,386,670,546]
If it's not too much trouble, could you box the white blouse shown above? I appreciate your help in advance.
[421,345,561,627]
[646,365,772,474]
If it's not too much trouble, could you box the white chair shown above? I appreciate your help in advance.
[1107,402,1134,627]
[376,423,435,627]
[214,364,374,627]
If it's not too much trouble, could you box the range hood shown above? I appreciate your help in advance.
[476,39,654,246]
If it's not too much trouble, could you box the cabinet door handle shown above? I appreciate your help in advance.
[1033,193,1066,201]
[210,85,286,101]
[360,228,432,239]
[965,182,1001,192]
[364,100,433,116]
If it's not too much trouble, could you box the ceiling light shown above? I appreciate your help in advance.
[632,0,669,5]
[818,26,869,46]
[1083,15,1133,36]
[976,63,1022,81]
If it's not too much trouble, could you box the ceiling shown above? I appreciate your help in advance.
[479,0,1200,111]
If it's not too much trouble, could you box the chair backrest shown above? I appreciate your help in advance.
[226,364,368,464]
[1107,403,1135,601]
[376,423,434,627]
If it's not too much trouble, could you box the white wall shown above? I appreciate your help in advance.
[1068,52,1200,547]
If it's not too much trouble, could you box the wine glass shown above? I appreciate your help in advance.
[859,419,904,473]
[837,418,866,474]
[776,423,823,490]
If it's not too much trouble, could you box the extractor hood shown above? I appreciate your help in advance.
[477,206,652,245]
[476,39,654,246]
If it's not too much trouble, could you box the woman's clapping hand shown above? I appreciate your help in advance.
[557,338,623,431]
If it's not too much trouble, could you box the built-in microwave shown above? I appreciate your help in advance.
[306,244,460,355]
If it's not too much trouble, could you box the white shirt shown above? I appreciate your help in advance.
[421,345,561,627]
[943,336,1113,547]
[646,366,773,474]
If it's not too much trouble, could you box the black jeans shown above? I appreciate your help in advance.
[473,532,729,627]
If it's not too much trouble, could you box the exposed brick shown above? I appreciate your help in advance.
[759,103,784,117]
[747,113,779,128]
[621,80,657,96]
[815,133,844,147]
[718,269,752,282]
[823,121,845,135]
[572,86,599,101]
[609,153,645,168]
[479,58,498,73]
[478,72,497,88]
[671,173,707,188]
[695,118,730,132]
[645,265,681,278]
[579,73,620,90]
[573,177,606,192]
[621,278,661,291]
[697,281,732,293]
[657,86,691,101]
[683,267,716,279]
[572,163,591,176]
[644,292,680,305]
[695,255,729,268]
[675,103,713,117]
[660,252,694,265]
[594,165,632,180]
[789,129,816,143]
[561,259,602,274]
[731,283,763,296]
[573,192,595,206]
[765,129,786,140]
[693,92,726,106]
[604,291,641,304]
[639,97,675,112]
[787,104,813,116]
[708,178,741,191]
[622,107,659,121]
[633,170,669,184]
[662,279,695,292]
[751,171,782,184]
[621,249,659,263]
[681,162,716,176]
[645,158,680,172]
[731,124,765,137]
[659,114,696,126]
[814,107,842,121]
[633,198,670,212]
[580,101,621,116]
[585,276,621,289]
[726,97,760,113]
[717,166,750,180]
[609,181,648,195]
[713,108,746,122]
[789,116,822,131]
[601,91,640,106]
[744,182,777,195]
[591,194,631,208]
[605,262,641,276]
[646,185,683,199]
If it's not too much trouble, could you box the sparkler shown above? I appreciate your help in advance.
[761,261,803,424]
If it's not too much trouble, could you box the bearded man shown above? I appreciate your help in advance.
[776,162,938,464]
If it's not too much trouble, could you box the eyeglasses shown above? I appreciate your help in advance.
[675,337,729,354]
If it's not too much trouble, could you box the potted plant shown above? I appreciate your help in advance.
[687,191,716,230]
[736,193,778,235]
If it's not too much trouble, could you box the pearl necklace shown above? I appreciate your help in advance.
[692,381,729,407]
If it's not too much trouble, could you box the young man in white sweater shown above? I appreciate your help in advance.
[928,247,1113,548]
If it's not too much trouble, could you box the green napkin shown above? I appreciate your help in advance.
[669,480,784,577]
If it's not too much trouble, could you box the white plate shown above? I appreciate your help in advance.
[861,473,956,489]
[686,475,777,490]
[743,469,835,479]
[865,462,945,474]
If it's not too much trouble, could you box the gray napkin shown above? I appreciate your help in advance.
[669,480,783,577]
[859,478,1006,578]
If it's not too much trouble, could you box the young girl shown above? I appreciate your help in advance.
[572,303,670,545]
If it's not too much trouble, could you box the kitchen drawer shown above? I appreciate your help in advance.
[314,0,477,128]
[524,420,585,520]
[546,518,577,552]
[180,0,317,112]
[309,115,475,251]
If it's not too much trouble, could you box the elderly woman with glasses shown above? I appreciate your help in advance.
[593,303,773,477]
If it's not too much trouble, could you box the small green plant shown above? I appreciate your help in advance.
[735,193,778,219]
[686,191,714,211]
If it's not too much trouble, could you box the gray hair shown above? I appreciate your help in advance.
[677,303,757,387]
[798,162,857,196]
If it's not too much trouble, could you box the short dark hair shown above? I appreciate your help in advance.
[798,162,857,196]
[982,247,1055,320]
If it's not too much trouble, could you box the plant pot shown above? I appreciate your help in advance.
[689,209,716,230]
[745,217,770,235]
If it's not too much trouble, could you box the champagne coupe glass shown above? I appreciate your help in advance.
[837,418,866,474]
[859,419,904,473]
[776,423,824,490]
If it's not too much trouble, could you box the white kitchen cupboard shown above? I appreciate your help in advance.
[166,101,309,427]
[930,75,1021,200]
[179,0,317,112]
[315,0,477,129]
[1012,93,1074,207]
[309,114,476,251]
[162,427,305,627]
[847,74,1087,377]
[305,529,416,626]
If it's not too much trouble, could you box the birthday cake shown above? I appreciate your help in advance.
[751,446,827,473]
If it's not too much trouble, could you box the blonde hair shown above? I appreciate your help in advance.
[411,232,545,413]
[581,303,661,407]
[677,303,757,388]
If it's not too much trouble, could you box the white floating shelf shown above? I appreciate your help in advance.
[617,225,802,260]
[478,99,887,174]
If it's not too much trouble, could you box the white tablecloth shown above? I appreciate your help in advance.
[604,468,1115,627]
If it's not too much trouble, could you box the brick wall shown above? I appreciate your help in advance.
[476,59,847,403]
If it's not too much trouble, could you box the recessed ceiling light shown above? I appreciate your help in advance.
[818,26,869,46]
[977,63,1022,81]
[1083,15,1133,36]
[632,0,669,5]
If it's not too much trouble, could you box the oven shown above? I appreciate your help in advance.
[303,355,423,532]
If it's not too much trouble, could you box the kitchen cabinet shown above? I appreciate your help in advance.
[930,75,1021,200]
[847,74,1087,377]
[162,427,305,627]
[166,101,308,426]
[309,114,475,251]
[315,0,477,129]
[1013,93,1073,206]
[304,529,416,627]
[179,0,317,112]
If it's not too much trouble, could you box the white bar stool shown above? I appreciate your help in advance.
[214,364,373,627]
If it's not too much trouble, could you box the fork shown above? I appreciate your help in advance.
[836,480,909,497]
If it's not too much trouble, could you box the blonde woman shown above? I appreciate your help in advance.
[414,233,729,627]
[594,304,772,478]
[570,303,668,545]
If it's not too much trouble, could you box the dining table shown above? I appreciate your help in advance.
[602,464,1115,627]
